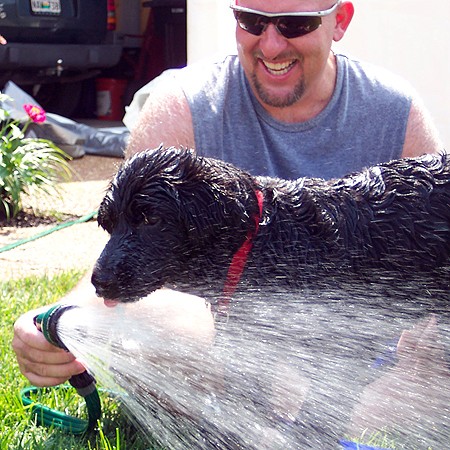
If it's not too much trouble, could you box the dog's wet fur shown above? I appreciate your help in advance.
[91,147,450,303]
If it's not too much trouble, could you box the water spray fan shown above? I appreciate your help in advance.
[21,304,102,434]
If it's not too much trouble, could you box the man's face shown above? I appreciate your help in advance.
[234,0,342,110]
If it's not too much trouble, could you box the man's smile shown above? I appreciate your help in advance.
[261,59,297,76]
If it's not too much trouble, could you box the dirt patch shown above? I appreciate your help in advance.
[0,209,77,228]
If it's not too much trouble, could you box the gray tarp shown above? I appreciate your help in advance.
[2,81,129,159]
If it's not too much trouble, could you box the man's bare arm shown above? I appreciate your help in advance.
[401,98,444,158]
[125,82,195,158]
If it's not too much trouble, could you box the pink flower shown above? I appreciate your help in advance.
[23,104,46,123]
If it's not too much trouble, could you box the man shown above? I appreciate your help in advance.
[12,0,445,433]
[124,0,442,178]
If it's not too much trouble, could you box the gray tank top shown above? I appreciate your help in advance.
[167,54,414,180]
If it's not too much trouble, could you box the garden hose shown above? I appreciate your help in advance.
[21,304,102,434]
[0,210,97,254]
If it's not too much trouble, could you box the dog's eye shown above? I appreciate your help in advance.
[142,214,160,226]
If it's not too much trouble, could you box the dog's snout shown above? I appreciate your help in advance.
[91,266,118,298]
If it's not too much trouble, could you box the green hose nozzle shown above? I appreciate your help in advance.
[21,304,102,434]
[34,304,76,351]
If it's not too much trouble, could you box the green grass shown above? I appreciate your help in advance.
[0,270,154,450]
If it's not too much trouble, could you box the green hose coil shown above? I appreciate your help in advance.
[21,385,101,434]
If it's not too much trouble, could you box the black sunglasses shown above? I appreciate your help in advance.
[230,1,341,39]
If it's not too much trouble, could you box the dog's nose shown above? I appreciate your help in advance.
[91,267,118,298]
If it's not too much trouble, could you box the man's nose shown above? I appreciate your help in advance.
[258,23,290,60]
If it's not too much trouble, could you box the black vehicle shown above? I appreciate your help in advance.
[0,0,122,115]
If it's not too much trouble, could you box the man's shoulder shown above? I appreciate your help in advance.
[336,53,416,97]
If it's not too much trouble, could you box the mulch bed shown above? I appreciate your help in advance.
[0,209,78,228]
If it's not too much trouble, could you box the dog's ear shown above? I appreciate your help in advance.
[174,155,260,250]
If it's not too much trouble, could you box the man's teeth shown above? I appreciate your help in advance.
[263,60,295,75]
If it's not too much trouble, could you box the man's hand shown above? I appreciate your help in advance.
[12,307,86,387]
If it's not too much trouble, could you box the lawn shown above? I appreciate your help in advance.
[0,270,153,450]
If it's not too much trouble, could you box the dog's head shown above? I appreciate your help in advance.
[92,147,261,302]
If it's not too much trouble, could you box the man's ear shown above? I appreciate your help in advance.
[333,1,355,42]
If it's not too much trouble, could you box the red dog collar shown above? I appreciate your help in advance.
[216,189,264,317]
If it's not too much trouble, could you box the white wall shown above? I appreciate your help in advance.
[334,0,450,150]
[186,0,236,62]
[187,0,449,150]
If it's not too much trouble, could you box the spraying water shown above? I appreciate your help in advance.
[54,274,449,449]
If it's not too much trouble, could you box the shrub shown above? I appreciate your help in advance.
[0,93,71,220]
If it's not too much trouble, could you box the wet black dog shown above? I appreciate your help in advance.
[91,147,450,448]
[92,147,450,303]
